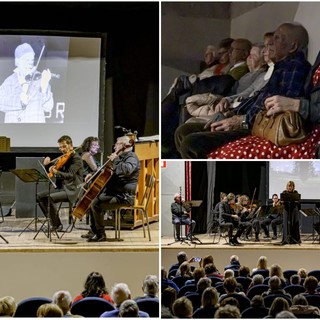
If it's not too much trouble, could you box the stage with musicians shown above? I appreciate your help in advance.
[161,160,320,272]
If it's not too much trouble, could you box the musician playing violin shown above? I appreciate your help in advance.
[235,195,261,242]
[37,135,83,232]
[88,135,140,242]
[0,42,54,123]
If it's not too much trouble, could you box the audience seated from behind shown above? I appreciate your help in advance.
[185,267,205,286]
[52,290,75,317]
[302,276,320,295]
[224,255,241,275]
[290,293,320,317]
[0,296,17,317]
[72,271,113,304]
[214,304,241,318]
[100,283,149,318]
[218,277,245,303]
[204,263,224,279]
[261,275,292,300]
[241,295,269,318]
[161,267,180,293]
[118,299,139,318]
[36,303,63,317]
[134,274,159,301]
[247,274,265,292]
[161,287,177,318]
[265,296,291,319]
[172,296,193,319]
[192,287,219,319]
[252,255,269,274]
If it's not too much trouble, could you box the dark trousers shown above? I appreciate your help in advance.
[174,122,250,159]
[261,215,283,236]
[37,188,68,227]
[91,193,134,236]
[173,216,196,238]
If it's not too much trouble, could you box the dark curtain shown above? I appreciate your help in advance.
[190,161,267,234]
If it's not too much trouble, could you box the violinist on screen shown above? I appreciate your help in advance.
[37,135,83,232]
[88,135,140,242]
[0,42,54,123]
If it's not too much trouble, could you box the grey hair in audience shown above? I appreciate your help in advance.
[111,283,131,307]
[143,275,159,296]
[52,290,72,315]
[292,294,308,306]
[252,274,264,285]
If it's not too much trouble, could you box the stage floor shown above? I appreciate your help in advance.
[161,232,320,250]
[0,208,159,252]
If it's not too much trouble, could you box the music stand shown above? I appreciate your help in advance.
[10,169,49,235]
[280,192,301,245]
[184,200,203,244]
[33,161,58,242]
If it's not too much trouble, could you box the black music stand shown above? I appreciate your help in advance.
[184,200,203,244]
[10,168,49,235]
[280,192,301,245]
[33,161,58,242]
[301,208,320,242]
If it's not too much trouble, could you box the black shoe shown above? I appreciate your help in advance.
[233,238,241,245]
[87,234,107,242]
[272,235,277,240]
[51,224,63,232]
[255,238,260,242]
[81,231,95,239]
[228,240,236,246]
[263,234,270,239]
[175,237,181,241]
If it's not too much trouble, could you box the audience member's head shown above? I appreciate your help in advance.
[142,275,159,297]
[192,267,205,284]
[256,256,268,270]
[81,271,109,297]
[230,39,252,65]
[269,297,290,318]
[36,303,63,317]
[161,287,177,311]
[204,263,218,275]
[202,255,214,268]
[251,295,265,308]
[247,42,266,72]
[161,267,168,280]
[111,283,131,307]
[276,310,297,318]
[272,22,309,61]
[304,275,319,294]
[269,275,282,290]
[52,290,72,316]
[292,294,308,306]
[230,255,240,264]
[214,304,241,318]
[201,287,219,308]
[290,274,301,285]
[223,277,238,294]
[177,251,188,264]
[172,296,193,318]
[251,274,264,286]
[0,296,17,317]
[298,268,307,279]
[119,299,139,317]
[224,269,235,279]
[239,265,250,277]
[270,264,284,280]
[220,296,240,309]
[263,31,276,63]
[197,277,212,295]
[179,261,192,277]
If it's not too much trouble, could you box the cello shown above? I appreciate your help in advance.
[72,139,134,219]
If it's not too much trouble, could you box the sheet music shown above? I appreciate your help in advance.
[37,160,57,189]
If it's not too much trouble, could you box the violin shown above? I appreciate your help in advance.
[48,149,75,178]
[25,71,60,82]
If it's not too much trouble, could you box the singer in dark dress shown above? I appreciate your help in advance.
[281,180,301,245]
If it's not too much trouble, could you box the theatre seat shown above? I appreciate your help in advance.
[14,297,52,317]
[208,126,320,159]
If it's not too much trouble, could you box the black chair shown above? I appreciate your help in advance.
[236,276,253,293]
[283,284,305,298]
[283,269,298,283]
[70,297,115,317]
[246,284,269,300]
[220,293,251,313]
[185,292,201,311]
[251,269,270,278]
[172,275,189,289]
[263,294,292,308]
[208,276,224,286]
[215,282,226,295]
[136,298,159,317]
[308,270,320,282]
[14,297,52,317]
[241,306,269,319]
[177,284,197,297]
[305,294,320,308]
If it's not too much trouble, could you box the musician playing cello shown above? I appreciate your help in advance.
[87,135,140,242]
[37,135,83,232]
